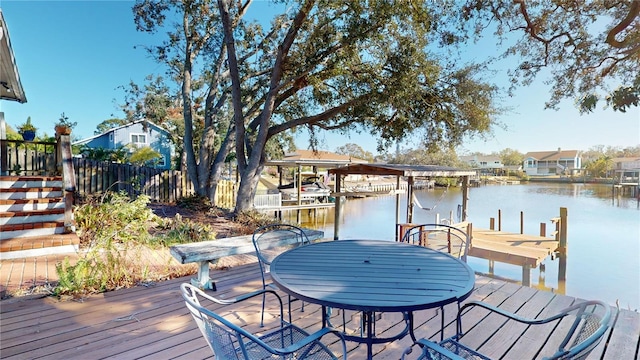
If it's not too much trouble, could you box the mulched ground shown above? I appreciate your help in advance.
[147,203,251,239]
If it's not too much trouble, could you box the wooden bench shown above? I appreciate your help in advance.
[170,228,324,290]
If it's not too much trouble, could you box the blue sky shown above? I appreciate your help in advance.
[1,1,638,156]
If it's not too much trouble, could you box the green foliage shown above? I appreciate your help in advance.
[447,1,639,112]
[54,191,225,297]
[17,116,36,132]
[18,116,37,133]
[75,192,155,247]
[95,118,128,135]
[80,146,129,163]
[499,148,524,166]
[584,156,614,178]
[55,112,77,129]
[55,193,158,297]
[129,146,162,166]
[335,143,375,163]
[133,0,502,212]
[154,213,214,246]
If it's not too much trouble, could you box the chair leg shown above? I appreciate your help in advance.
[440,305,445,341]
[287,295,293,323]
[260,291,267,327]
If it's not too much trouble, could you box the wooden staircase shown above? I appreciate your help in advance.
[0,176,79,260]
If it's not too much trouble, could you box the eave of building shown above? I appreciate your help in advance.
[0,10,27,103]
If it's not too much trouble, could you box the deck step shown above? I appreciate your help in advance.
[0,176,62,189]
[0,233,79,260]
[0,198,64,212]
[0,221,66,239]
[0,188,63,200]
[0,209,65,226]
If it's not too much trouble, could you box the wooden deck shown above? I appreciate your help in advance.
[469,228,559,268]
[1,260,638,360]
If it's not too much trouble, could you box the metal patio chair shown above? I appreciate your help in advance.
[252,223,311,326]
[402,299,611,360]
[400,223,470,262]
[181,283,347,360]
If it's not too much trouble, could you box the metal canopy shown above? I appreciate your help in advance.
[327,163,473,240]
[328,163,475,177]
[0,10,26,103]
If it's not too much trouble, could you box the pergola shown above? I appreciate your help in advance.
[328,163,476,240]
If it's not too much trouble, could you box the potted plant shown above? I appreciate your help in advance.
[54,112,76,135]
[17,117,37,141]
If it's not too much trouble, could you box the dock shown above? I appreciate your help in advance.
[469,227,559,286]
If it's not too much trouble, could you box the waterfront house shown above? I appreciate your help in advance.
[611,157,640,182]
[459,155,505,175]
[523,148,581,176]
[74,120,174,170]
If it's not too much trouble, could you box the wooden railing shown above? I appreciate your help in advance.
[0,139,57,176]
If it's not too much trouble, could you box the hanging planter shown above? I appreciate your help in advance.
[20,129,36,141]
[17,117,37,141]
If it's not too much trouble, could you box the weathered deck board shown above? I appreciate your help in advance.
[0,262,637,360]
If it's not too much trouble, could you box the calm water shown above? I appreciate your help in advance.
[289,182,640,309]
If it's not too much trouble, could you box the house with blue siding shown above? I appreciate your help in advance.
[73,120,174,169]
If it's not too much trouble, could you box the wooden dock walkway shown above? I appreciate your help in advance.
[1,259,638,360]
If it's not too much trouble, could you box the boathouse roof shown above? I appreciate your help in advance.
[327,163,475,177]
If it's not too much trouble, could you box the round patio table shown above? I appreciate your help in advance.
[270,239,475,359]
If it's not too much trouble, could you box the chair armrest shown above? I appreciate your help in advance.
[277,326,348,360]
[197,287,284,315]
[402,339,465,360]
[460,300,567,325]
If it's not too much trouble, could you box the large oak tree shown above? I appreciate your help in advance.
[134,0,501,212]
[436,0,639,113]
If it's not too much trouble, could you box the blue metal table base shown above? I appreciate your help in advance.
[322,307,415,359]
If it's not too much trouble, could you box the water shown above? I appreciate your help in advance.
[288,182,640,309]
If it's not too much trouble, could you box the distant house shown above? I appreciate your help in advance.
[523,148,581,176]
[74,120,174,169]
[459,155,505,174]
[611,157,640,182]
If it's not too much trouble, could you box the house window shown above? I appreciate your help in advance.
[157,156,166,167]
[130,134,147,147]
[109,133,113,142]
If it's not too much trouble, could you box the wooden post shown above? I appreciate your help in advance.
[489,217,495,230]
[461,176,469,221]
[498,209,502,231]
[394,175,400,241]
[557,207,568,287]
[520,211,524,234]
[333,175,342,240]
[57,133,76,233]
[407,176,414,223]
[522,265,531,287]
[558,207,568,253]
[540,222,546,237]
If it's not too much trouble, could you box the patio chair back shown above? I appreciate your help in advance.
[252,223,311,276]
[400,223,470,262]
[181,283,346,360]
[402,299,611,360]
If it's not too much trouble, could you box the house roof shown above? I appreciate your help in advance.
[73,120,169,145]
[524,149,579,161]
[612,157,640,163]
[0,10,26,103]
[328,163,475,177]
[265,149,368,168]
[459,155,501,162]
